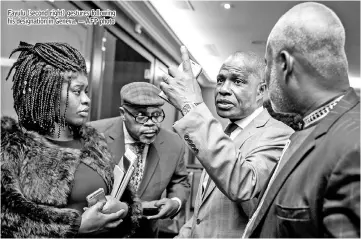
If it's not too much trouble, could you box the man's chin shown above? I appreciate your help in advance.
[139,136,157,144]
[216,109,235,119]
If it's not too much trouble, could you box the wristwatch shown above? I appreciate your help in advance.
[181,102,203,116]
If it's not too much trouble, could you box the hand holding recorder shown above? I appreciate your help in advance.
[84,188,128,216]
[79,201,125,235]
[85,149,137,214]
[143,198,180,220]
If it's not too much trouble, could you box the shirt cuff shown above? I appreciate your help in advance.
[171,197,182,213]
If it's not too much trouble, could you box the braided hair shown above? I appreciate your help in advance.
[5,41,87,136]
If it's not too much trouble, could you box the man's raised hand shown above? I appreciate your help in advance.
[159,46,203,112]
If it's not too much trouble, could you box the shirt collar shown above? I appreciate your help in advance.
[123,122,136,144]
[232,107,264,129]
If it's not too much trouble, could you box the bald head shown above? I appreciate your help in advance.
[222,51,265,83]
[267,2,349,87]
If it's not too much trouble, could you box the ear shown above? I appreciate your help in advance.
[280,50,294,82]
[119,107,126,120]
[256,82,266,103]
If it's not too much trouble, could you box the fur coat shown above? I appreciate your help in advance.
[1,116,141,238]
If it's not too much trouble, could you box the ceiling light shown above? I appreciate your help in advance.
[223,3,231,9]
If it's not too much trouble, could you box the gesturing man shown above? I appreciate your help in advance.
[166,50,293,238]
[162,1,360,238]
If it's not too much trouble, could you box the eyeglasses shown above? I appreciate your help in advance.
[123,107,165,124]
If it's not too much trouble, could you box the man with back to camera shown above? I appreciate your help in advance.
[90,82,190,238]
[174,50,294,238]
[160,2,360,237]
[240,2,360,237]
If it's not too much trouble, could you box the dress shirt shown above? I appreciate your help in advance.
[123,123,182,212]
[202,107,264,194]
[231,106,264,139]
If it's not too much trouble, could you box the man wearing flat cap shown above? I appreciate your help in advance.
[90,82,190,238]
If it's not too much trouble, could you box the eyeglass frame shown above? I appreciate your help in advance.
[122,106,165,124]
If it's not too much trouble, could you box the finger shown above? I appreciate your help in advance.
[83,207,89,211]
[105,219,123,229]
[161,73,175,85]
[147,204,170,220]
[159,82,171,92]
[105,209,125,221]
[154,198,167,207]
[162,74,170,84]
[180,46,193,76]
[115,209,126,218]
[93,201,106,211]
[146,209,166,220]
[168,65,182,78]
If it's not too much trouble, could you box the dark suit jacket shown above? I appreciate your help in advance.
[248,88,360,238]
[89,117,190,238]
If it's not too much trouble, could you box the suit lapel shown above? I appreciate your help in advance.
[249,88,360,235]
[233,109,271,150]
[194,170,206,214]
[138,142,161,197]
[201,179,216,203]
[201,110,271,205]
[105,118,125,165]
[249,134,316,235]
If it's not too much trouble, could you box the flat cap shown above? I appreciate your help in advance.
[120,82,164,107]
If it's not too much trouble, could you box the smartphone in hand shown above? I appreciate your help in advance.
[86,188,107,207]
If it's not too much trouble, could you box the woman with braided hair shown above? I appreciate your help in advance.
[1,41,141,238]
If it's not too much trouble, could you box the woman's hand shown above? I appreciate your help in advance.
[102,195,129,217]
[78,201,126,234]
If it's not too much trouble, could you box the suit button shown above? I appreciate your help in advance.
[196,219,201,224]
[184,134,190,140]
[194,148,199,154]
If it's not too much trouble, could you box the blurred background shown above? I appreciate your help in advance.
[1,0,360,236]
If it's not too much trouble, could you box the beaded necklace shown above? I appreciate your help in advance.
[303,95,344,129]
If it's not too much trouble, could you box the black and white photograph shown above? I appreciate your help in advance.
[1,0,360,238]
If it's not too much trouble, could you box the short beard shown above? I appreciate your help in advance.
[263,100,303,131]
[139,136,156,145]
[268,66,300,115]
